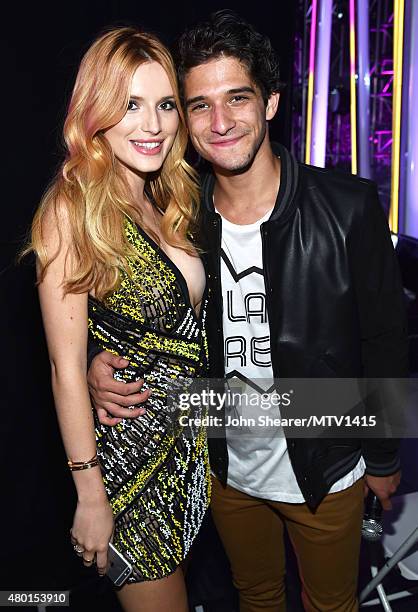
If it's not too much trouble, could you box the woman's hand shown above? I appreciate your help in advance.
[70,496,114,576]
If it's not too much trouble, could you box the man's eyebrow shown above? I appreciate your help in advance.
[185,86,256,108]
[185,95,205,108]
[227,87,256,95]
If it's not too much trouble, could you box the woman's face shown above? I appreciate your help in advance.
[104,61,179,180]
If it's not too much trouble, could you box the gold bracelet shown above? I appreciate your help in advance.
[67,454,99,471]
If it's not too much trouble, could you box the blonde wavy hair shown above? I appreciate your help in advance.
[24,27,200,299]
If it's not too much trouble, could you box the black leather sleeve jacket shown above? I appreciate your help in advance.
[200,142,409,511]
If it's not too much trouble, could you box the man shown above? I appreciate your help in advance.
[87,11,407,611]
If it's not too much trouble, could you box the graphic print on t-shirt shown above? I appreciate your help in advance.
[220,248,275,394]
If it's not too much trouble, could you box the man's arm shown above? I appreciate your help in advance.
[87,337,103,372]
[87,348,151,426]
[351,182,409,508]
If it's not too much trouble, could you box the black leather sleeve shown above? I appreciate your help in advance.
[87,336,103,371]
[350,182,408,475]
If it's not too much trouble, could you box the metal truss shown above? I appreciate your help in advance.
[291,0,394,208]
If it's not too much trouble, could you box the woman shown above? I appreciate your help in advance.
[25,27,210,611]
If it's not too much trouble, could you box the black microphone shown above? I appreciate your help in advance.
[362,492,383,541]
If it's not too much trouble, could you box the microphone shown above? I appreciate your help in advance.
[362,492,383,541]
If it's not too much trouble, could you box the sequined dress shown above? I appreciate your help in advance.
[88,217,211,583]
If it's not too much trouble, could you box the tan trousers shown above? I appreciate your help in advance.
[210,475,364,612]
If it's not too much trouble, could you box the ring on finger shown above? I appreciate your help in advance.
[74,544,84,554]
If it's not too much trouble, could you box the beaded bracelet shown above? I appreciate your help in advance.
[67,454,99,471]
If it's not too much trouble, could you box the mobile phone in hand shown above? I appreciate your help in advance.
[106,542,133,587]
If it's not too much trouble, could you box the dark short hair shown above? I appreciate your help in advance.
[176,10,284,104]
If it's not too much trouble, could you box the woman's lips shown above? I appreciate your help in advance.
[130,140,163,155]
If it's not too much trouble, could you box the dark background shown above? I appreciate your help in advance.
[0,0,296,602]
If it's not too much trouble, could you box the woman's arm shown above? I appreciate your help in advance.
[37,204,113,573]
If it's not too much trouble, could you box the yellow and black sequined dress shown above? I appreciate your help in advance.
[88,217,211,583]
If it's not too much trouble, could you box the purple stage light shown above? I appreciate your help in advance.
[357,0,372,178]
[404,0,418,237]
[349,0,358,174]
[310,0,333,167]
[305,0,318,164]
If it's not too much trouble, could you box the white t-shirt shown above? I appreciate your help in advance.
[218,208,365,502]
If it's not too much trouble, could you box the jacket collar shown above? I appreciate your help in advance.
[200,142,299,224]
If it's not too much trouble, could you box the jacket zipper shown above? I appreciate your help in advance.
[212,214,225,371]
[260,221,276,376]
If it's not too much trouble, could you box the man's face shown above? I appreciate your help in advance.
[183,56,279,173]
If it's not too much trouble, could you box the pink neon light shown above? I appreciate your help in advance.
[382,76,394,93]
[308,0,318,76]
[349,0,356,74]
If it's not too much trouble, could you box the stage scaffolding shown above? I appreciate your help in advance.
[291,0,394,213]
